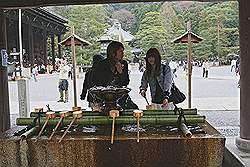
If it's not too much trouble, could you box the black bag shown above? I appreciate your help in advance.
[169,83,186,104]
[162,64,186,104]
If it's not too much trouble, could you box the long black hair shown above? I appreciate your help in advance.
[145,48,161,76]
[106,41,124,68]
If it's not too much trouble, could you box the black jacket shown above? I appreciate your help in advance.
[93,58,130,87]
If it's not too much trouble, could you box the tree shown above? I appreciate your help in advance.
[197,2,239,61]
[112,9,135,31]
[135,12,169,57]
[49,5,109,65]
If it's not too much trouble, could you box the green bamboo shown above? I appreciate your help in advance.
[30,109,197,117]
[16,115,205,126]
[20,127,37,140]
[179,123,192,137]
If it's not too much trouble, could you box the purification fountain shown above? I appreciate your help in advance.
[0,86,225,167]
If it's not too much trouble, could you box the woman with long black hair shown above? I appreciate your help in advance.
[140,48,174,110]
[93,41,138,109]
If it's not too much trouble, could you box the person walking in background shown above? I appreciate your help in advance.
[169,60,178,77]
[68,64,73,80]
[230,59,237,72]
[32,64,38,82]
[236,63,240,88]
[202,60,210,78]
[202,60,206,77]
[139,48,174,110]
[80,54,104,106]
[57,58,70,103]
[139,60,145,72]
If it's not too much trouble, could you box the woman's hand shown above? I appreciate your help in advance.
[162,98,169,107]
[140,89,146,97]
[115,61,124,74]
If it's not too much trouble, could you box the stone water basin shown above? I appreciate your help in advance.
[0,121,225,167]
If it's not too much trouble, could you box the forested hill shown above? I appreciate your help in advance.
[48,1,238,65]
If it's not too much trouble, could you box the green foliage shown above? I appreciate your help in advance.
[127,3,162,34]
[50,5,108,65]
[48,1,238,64]
[112,9,135,31]
[134,12,168,55]
[196,2,239,61]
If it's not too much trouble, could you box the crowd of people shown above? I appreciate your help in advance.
[55,41,240,108]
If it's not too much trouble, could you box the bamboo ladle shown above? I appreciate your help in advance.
[133,110,143,142]
[109,110,119,144]
[48,111,70,140]
[35,112,55,142]
[58,111,82,143]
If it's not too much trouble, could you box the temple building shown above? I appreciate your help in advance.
[106,20,134,42]
[4,8,68,70]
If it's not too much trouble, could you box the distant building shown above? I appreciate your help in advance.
[106,20,134,42]
[4,8,68,68]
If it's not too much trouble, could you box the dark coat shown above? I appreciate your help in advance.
[93,58,138,109]
[93,58,130,87]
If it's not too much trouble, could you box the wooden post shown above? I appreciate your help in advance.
[187,21,192,109]
[42,30,46,65]
[236,0,250,152]
[51,33,55,70]
[28,24,34,65]
[58,34,61,58]
[18,9,23,75]
[71,26,77,107]
[0,9,10,133]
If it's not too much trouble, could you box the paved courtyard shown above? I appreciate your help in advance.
[8,65,240,136]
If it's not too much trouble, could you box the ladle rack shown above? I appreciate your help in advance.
[16,108,205,143]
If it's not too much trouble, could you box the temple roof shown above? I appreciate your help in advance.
[106,20,134,42]
[59,34,92,46]
[172,31,203,43]
[4,8,68,34]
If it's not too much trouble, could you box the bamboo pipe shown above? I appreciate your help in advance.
[109,110,119,144]
[30,115,202,119]
[48,111,70,140]
[21,127,37,140]
[17,116,205,126]
[58,111,82,143]
[133,110,143,142]
[35,112,55,142]
[30,109,197,117]
[180,123,192,137]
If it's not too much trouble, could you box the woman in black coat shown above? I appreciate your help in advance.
[93,41,137,109]
[94,41,129,87]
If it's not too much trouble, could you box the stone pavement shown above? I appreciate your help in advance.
[7,65,249,166]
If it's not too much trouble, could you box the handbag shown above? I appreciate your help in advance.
[169,83,186,104]
[162,64,186,104]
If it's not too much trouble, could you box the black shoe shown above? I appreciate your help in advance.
[57,99,64,102]
[64,100,68,103]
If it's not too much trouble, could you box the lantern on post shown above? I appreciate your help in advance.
[59,26,91,108]
[172,21,203,109]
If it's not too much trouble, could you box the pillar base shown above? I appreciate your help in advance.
[236,137,250,152]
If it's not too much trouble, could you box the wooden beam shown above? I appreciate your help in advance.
[0,9,10,134]
[0,0,235,9]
